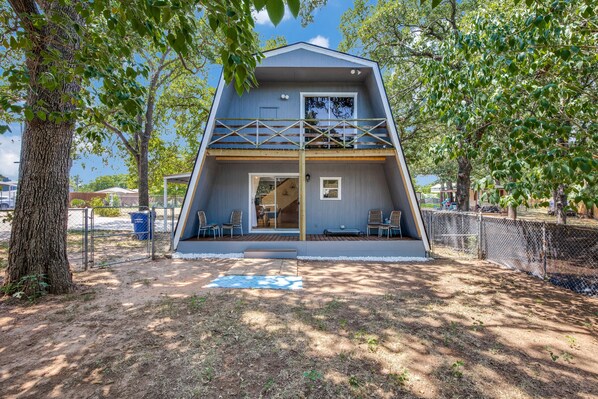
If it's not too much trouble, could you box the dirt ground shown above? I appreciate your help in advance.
[1,257,597,399]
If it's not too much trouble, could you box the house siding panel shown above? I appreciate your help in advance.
[383,158,419,238]
[216,81,380,121]
[259,48,365,68]
[181,157,217,240]
[190,161,414,237]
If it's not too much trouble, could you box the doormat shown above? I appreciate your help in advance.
[205,275,302,290]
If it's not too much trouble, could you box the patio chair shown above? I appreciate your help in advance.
[366,209,383,236]
[222,209,243,237]
[379,210,402,239]
[197,211,220,238]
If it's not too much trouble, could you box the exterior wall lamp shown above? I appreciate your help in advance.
[305,173,311,182]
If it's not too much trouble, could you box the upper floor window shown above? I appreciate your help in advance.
[302,93,356,122]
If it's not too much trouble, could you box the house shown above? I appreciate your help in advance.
[431,183,507,210]
[173,43,429,258]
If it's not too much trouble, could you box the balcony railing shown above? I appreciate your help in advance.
[208,118,393,150]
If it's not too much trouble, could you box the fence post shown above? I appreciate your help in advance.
[170,207,175,251]
[542,222,547,279]
[151,207,156,260]
[83,208,89,270]
[429,212,434,250]
[478,212,484,259]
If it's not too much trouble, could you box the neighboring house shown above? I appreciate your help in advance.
[431,183,506,210]
[94,187,138,206]
[173,43,429,258]
[94,187,138,195]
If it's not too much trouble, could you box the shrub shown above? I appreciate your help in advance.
[70,199,87,208]
[90,197,121,217]
[1,274,49,302]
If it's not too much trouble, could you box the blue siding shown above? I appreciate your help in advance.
[216,80,382,121]
[181,160,417,239]
[260,48,365,68]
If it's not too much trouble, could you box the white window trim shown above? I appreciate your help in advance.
[299,92,358,120]
[320,177,342,201]
[248,173,300,234]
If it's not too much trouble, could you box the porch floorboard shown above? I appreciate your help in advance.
[186,233,409,242]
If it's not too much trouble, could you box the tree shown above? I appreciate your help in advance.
[0,0,301,295]
[339,0,480,211]
[422,0,597,223]
[84,31,217,208]
[263,35,288,50]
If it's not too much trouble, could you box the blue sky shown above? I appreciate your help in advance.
[4,1,436,188]
[0,1,352,183]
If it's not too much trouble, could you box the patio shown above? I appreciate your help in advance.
[186,233,410,242]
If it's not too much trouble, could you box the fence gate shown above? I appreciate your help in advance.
[90,207,153,267]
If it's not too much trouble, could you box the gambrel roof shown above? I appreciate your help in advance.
[172,42,429,251]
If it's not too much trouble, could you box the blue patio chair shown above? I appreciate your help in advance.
[379,210,402,238]
[366,209,383,236]
[197,211,219,238]
[222,210,243,237]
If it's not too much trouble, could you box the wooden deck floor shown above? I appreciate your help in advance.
[186,233,408,242]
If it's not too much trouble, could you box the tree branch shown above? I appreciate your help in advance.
[101,120,138,157]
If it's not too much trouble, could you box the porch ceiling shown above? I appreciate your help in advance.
[206,148,395,161]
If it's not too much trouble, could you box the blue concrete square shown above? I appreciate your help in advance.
[205,275,302,290]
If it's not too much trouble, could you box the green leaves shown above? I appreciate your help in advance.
[24,108,34,122]
[266,0,286,26]
[287,0,300,17]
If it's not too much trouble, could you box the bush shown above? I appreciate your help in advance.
[70,199,87,208]
[89,197,121,217]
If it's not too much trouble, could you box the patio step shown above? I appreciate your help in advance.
[244,248,297,259]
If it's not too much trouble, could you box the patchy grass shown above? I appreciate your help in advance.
[0,257,597,398]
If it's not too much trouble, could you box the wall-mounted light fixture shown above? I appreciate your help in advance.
[280,94,289,100]
[350,69,362,75]
[305,173,311,182]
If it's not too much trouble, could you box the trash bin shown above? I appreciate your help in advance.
[130,211,152,240]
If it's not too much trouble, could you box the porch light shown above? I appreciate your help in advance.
[351,69,361,75]
[280,94,289,100]
[305,173,311,182]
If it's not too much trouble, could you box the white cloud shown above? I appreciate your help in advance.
[252,6,292,26]
[0,134,21,180]
[308,35,330,48]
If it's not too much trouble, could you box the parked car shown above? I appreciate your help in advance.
[0,196,15,209]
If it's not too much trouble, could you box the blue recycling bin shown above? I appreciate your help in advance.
[130,212,152,240]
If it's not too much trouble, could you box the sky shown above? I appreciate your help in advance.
[0,1,434,186]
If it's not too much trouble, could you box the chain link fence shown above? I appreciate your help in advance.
[422,210,598,296]
[0,207,176,272]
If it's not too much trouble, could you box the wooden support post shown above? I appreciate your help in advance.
[299,149,306,241]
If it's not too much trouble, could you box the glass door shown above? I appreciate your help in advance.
[251,175,299,231]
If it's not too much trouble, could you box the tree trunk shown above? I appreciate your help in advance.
[456,156,472,211]
[554,185,567,225]
[508,205,517,220]
[5,1,80,295]
[138,138,150,208]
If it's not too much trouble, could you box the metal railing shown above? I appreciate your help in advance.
[0,207,176,272]
[422,210,598,296]
[209,118,393,150]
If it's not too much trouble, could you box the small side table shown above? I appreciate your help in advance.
[378,224,391,238]
[210,224,221,239]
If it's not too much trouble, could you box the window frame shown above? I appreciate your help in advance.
[300,92,358,121]
[320,177,342,201]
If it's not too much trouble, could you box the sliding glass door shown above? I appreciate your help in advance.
[250,174,299,232]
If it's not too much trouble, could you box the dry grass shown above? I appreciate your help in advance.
[0,257,597,398]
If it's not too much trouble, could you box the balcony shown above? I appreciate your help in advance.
[208,118,393,150]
